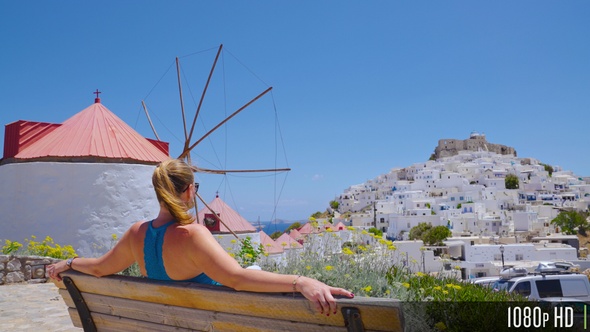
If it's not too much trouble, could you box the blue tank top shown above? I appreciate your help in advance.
[144,220,221,286]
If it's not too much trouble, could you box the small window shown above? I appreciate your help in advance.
[561,279,590,297]
[536,279,563,298]
[515,254,524,261]
[513,281,531,297]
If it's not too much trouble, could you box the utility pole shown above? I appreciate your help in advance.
[373,201,377,228]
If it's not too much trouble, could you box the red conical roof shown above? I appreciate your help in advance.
[197,196,256,233]
[259,231,284,254]
[275,233,303,249]
[14,101,169,163]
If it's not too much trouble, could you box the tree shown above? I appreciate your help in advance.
[329,200,339,210]
[285,222,301,233]
[310,211,322,219]
[269,231,283,240]
[368,227,383,237]
[551,210,590,235]
[505,174,519,189]
[422,226,452,246]
[409,222,432,240]
[540,163,554,177]
[409,223,452,246]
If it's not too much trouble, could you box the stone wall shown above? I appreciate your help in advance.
[434,136,516,159]
[0,255,61,285]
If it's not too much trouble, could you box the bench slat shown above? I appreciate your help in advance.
[60,289,346,331]
[54,271,403,331]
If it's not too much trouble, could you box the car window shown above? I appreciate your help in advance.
[493,280,514,292]
[561,279,589,297]
[513,281,531,296]
[536,279,563,298]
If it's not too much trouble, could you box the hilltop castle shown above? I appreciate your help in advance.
[433,132,516,159]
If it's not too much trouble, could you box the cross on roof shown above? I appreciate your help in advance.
[94,89,102,103]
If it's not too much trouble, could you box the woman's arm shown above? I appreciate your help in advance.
[185,225,354,315]
[47,222,141,280]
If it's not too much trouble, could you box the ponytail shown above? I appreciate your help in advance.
[152,159,195,225]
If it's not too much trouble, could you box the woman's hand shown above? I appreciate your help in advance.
[296,276,354,315]
[46,260,69,281]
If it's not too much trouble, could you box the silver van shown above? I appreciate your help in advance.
[493,273,590,301]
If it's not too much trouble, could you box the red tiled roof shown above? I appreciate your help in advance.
[297,222,318,235]
[288,228,302,240]
[13,101,169,163]
[259,231,284,254]
[334,221,347,231]
[197,196,256,233]
[275,233,303,249]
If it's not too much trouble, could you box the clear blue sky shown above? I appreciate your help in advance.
[1,2,589,222]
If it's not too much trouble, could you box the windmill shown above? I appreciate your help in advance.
[141,44,290,239]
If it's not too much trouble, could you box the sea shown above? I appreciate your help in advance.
[251,220,302,234]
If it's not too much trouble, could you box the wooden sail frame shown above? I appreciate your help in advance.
[147,44,291,239]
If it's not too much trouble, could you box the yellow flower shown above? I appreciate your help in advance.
[434,321,447,331]
[281,242,287,247]
[326,228,333,232]
[442,290,448,294]
[305,265,311,270]
[433,286,442,291]
[388,245,397,251]
[346,226,355,231]
[445,283,454,288]
[325,265,334,271]
[363,285,372,293]
[361,230,369,235]
[266,243,272,247]
[385,289,391,295]
[245,253,253,259]
[402,283,410,288]
[229,253,235,258]
[454,265,461,270]
[415,272,426,277]
[111,234,118,241]
[452,285,462,290]
[231,239,237,244]
[342,247,354,255]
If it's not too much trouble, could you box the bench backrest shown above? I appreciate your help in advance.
[53,271,403,331]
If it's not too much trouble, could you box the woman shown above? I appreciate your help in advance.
[47,159,353,316]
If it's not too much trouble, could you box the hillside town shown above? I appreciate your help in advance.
[327,132,590,279]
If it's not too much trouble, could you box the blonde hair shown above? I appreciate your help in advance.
[152,159,195,225]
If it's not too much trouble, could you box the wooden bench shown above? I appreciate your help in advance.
[52,271,404,331]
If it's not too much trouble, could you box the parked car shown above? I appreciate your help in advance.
[492,263,590,301]
[470,276,500,288]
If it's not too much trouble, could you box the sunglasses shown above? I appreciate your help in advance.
[182,182,199,194]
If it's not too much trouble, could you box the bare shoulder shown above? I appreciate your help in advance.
[175,222,217,245]
[129,220,148,234]
[179,222,213,236]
